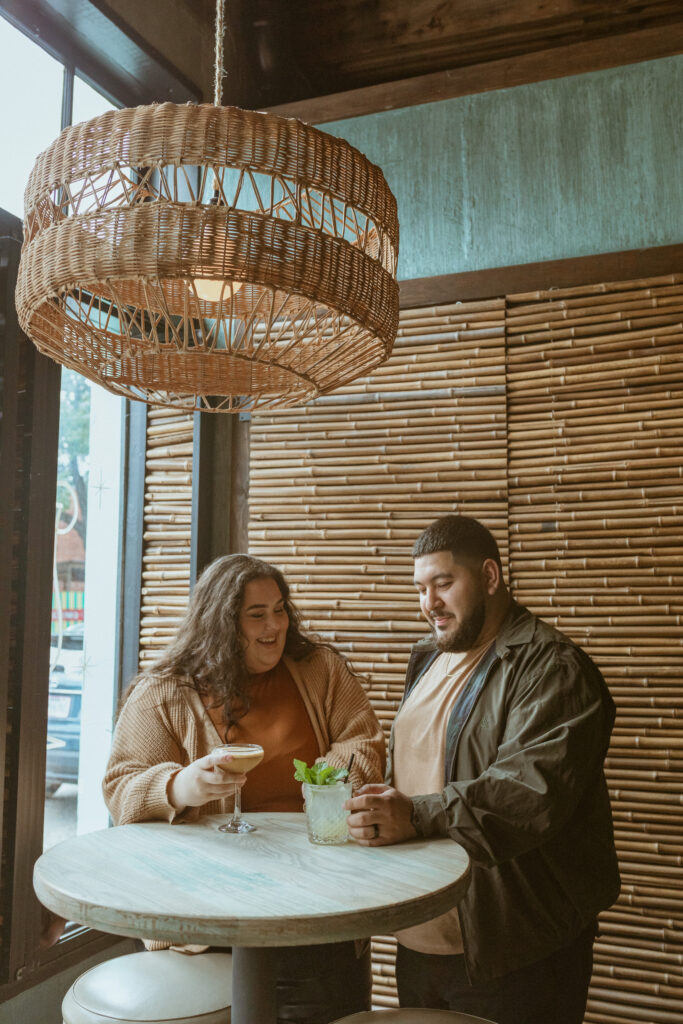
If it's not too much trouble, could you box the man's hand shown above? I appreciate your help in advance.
[168,753,247,811]
[345,783,417,846]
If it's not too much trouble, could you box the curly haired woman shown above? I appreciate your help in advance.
[103,553,385,1024]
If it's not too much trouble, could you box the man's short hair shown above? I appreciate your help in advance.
[412,515,503,570]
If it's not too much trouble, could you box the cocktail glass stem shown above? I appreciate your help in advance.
[231,784,242,827]
[213,743,263,834]
[218,782,256,833]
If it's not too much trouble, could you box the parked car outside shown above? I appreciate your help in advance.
[47,622,83,795]
[50,620,84,676]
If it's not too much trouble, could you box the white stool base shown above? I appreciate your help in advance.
[61,950,232,1024]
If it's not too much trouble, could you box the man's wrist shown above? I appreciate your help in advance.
[410,793,449,838]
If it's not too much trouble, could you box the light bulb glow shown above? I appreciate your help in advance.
[193,278,244,302]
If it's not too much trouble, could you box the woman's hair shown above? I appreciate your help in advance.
[132,554,317,724]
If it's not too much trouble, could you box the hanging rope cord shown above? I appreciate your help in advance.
[214,0,226,108]
[211,0,226,202]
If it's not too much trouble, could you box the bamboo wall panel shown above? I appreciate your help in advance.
[506,273,683,1024]
[137,409,193,673]
[249,298,509,1007]
[136,272,682,1021]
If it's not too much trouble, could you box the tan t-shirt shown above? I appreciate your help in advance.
[392,638,492,954]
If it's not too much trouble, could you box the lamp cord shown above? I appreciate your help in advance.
[214,0,225,107]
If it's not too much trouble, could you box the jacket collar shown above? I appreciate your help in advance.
[494,600,536,658]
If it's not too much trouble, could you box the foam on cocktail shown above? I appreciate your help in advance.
[214,745,264,774]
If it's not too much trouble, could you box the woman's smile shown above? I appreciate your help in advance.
[239,578,289,673]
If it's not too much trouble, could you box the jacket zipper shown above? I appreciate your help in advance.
[444,653,500,984]
[445,653,500,783]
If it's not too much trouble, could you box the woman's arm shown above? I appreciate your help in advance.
[318,650,386,788]
[102,679,193,824]
[103,679,244,824]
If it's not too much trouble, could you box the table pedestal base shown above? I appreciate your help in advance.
[232,946,277,1024]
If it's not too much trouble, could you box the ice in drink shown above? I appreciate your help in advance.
[303,781,352,845]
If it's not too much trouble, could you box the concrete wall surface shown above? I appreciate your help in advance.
[323,56,683,281]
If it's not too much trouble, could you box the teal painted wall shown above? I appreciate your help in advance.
[323,56,683,281]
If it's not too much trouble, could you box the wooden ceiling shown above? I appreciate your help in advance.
[200,0,683,108]
[3,0,681,114]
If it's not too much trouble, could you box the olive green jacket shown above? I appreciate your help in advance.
[387,601,620,983]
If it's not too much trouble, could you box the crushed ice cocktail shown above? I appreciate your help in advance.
[302,780,353,845]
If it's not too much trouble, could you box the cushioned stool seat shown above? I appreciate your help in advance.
[62,950,232,1024]
[332,1011,496,1024]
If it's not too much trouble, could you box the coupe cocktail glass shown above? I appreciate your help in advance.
[212,743,264,833]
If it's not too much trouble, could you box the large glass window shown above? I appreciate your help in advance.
[43,74,125,850]
[45,368,125,848]
[73,72,117,123]
[0,10,127,965]
[0,18,63,219]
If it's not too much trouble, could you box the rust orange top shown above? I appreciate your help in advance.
[203,660,320,813]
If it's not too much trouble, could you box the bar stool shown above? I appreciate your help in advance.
[332,1012,496,1023]
[61,950,232,1024]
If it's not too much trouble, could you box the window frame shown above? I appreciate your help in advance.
[0,7,194,996]
[0,207,149,995]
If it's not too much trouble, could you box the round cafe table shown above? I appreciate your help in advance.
[34,812,470,1024]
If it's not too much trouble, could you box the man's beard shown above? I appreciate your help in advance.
[432,598,486,652]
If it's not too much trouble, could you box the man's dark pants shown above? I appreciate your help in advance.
[396,922,596,1024]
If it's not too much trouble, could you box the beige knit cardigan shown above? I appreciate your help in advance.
[103,646,385,827]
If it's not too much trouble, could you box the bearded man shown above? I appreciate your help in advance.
[346,514,620,1024]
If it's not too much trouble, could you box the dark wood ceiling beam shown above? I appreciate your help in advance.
[398,244,683,308]
[307,0,683,85]
[0,0,200,106]
[268,22,683,124]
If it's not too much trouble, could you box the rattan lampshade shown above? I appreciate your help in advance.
[16,102,399,412]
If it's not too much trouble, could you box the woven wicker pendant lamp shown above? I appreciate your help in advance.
[15,2,399,412]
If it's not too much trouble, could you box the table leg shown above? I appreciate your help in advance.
[231,946,277,1024]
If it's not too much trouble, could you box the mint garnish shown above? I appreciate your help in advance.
[293,758,349,785]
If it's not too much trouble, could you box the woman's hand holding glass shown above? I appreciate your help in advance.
[168,752,247,812]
